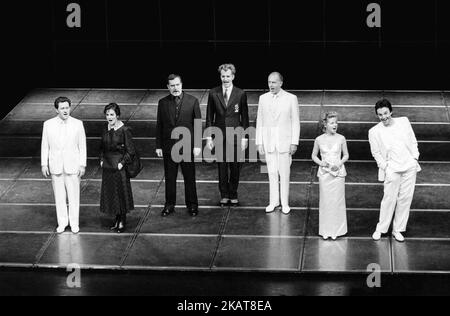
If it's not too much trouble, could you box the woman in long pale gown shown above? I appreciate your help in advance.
[312,112,349,240]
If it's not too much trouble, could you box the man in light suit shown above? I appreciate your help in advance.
[256,72,300,214]
[41,97,87,234]
[369,99,421,242]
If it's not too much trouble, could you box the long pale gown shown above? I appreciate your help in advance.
[317,135,348,238]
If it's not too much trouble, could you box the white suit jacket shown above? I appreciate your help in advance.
[41,116,87,175]
[256,90,301,154]
[368,117,421,182]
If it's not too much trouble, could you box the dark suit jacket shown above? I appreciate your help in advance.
[156,93,202,153]
[206,86,249,144]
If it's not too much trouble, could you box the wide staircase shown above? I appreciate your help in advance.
[0,89,449,274]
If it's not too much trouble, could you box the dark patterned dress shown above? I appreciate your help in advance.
[100,125,135,216]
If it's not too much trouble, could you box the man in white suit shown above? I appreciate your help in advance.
[256,72,300,214]
[41,97,87,234]
[369,99,421,242]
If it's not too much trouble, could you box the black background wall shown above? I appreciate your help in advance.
[3,0,450,118]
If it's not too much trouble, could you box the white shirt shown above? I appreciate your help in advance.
[270,92,281,114]
[222,85,233,96]
[223,85,233,105]
[379,119,416,173]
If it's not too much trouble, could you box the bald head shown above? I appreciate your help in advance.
[269,72,284,82]
[268,72,284,95]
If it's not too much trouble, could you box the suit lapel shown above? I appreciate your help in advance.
[217,89,227,111]
[167,98,176,126]
[226,88,239,114]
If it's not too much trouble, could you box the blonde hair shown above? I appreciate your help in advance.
[321,111,339,132]
[218,64,236,75]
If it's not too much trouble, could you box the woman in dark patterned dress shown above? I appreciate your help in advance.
[100,103,135,233]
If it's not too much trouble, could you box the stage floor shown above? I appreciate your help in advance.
[0,89,449,275]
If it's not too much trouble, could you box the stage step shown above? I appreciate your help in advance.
[0,137,448,162]
[2,119,450,142]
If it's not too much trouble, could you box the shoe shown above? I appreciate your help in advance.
[265,205,279,214]
[110,220,120,231]
[230,199,239,207]
[188,207,199,217]
[332,236,337,241]
[71,227,80,234]
[220,198,230,207]
[372,231,382,241]
[281,206,291,215]
[117,222,126,234]
[393,232,405,242]
[161,206,175,217]
[323,236,329,240]
[56,226,66,234]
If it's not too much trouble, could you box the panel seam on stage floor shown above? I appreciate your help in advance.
[209,206,231,270]
[116,98,164,266]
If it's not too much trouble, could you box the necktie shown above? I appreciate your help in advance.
[224,89,229,107]
[175,96,181,121]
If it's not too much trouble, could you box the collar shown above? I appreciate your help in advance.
[222,85,233,92]
[271,89,284,98]
[172,92,184,100]
[381,118,396,129]
[57,116,70,124]
[108,121,124,131]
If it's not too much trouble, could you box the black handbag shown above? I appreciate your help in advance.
[126,150,143,178]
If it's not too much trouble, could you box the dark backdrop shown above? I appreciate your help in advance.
[3,0,450,118]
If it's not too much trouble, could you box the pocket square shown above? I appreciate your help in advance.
[234,104,239,113]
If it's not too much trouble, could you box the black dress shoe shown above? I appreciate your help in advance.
[188,207,199,217]
[220,198,230,207]
[110,220,120,231]
[110,215,120,231]
[230,199,239,207]
[161,206,175,217]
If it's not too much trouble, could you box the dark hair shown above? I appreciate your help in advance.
[167,74,182,84]
[104,103,121,117]
[375,99,393,114]
[54,97,71,109]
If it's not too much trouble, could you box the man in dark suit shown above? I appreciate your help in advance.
[206,64,250,207]
[156,74,202,217]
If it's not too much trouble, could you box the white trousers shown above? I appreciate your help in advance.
[51,174,80,229]
[376,167,417,233]
[265,150,292,207]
